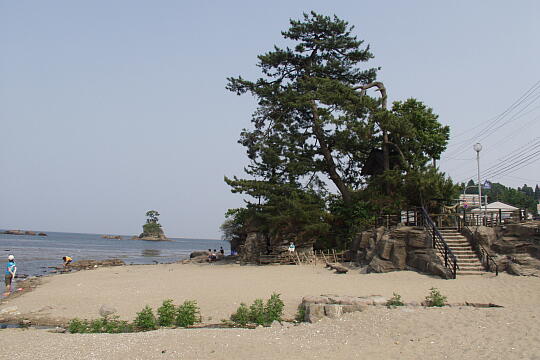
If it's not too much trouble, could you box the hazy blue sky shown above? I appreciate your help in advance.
[1,1,539,238]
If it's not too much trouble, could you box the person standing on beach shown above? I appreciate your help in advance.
[4,255,17,295]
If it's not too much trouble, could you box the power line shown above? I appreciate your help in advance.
[483,150,540,179]
[497,174,540,183]
[455,138,540,183]
[443,80,540,158]
[446,80,540,147]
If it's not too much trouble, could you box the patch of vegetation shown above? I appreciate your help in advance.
[265,293,285,323]
[386,292,405,308]
[134,305,157,331]
[157,299,176,327]
[176,300,201,327]
[425,287,447,307]
[68,318,88,333]
[67,316,133,334]
[68,300,203,334]
[249,299,266,325]
[230,293,285,327]
[230,303,250,326]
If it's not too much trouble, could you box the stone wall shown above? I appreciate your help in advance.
[353,226,453,279]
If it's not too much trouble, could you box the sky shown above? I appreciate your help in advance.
[1,0,539,238]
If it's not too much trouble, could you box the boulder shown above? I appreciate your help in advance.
[474,227,497,248]
[190,251,209,259]
[306,303,325,323]
[38,232,47,236]
[374,227,385,243]
[24,231,36,236]
[324,304,343,319]
[507,262,524,276]
[367,256,400,273]
[301,294,377,322]
[240,232,268,263]
[407,229,428,248]
[505,223,539,239]
[378,235,393,260]
[302,295,331,304]
[359,231,371,249]
[391,240,407,270]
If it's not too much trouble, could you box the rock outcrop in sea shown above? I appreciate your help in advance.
[2,230,47,236]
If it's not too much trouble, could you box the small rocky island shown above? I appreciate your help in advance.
[135,210,170,241]
[2,230,47,236]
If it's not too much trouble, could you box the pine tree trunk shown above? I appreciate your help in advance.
[310,101,352,205]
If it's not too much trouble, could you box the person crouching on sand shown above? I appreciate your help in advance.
[62,256,73,267]
[4,255,17,295]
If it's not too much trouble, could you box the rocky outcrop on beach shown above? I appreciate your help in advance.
[69,259,126,270]
[101,235,123,239]
[352,226,453,279]
[300,294,386,323]
[238,231,314,263]
[461,222,540,276]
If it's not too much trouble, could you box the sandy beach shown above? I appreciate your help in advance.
[1,263,540,359]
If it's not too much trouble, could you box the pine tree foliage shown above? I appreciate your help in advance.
[223,11,456,249]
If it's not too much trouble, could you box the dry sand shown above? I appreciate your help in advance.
[1,263,540,359]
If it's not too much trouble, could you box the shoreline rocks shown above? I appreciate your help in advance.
[2,230,47,236]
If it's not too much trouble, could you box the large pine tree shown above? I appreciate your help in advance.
[224,12,454,247]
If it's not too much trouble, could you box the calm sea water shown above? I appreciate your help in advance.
[0,230,228,294]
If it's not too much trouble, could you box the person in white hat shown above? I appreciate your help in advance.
[4,255,17,295]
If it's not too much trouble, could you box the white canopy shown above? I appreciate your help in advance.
[471,201,519,213]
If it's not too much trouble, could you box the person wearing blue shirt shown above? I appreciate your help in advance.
[4,254,17,295]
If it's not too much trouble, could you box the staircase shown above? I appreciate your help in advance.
[439,229,485,275]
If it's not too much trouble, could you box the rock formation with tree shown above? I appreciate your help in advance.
[138,210,169,241]
[222,11,456,260]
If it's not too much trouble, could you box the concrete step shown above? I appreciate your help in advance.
[454,255,480,260]
[446,243,473,248]
[456,258,482,263]
[457,271,487,275]
[458,264,483,269]
[448,249,476,253]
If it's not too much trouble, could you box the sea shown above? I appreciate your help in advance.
[0,230,229,294]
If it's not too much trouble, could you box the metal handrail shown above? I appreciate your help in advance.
[419,207,459,279]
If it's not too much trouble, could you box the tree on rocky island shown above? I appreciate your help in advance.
[224,11,456,252]
[139,210,168,240]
